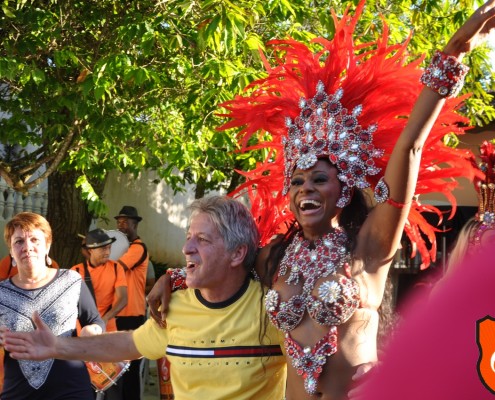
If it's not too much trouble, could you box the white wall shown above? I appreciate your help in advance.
[0,169,218,267]
[98,170,209,267]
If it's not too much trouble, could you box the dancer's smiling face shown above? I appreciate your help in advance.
[289,159,342,239]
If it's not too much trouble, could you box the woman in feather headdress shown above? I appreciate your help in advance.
[218,1,495,398]
[147,1,495,398]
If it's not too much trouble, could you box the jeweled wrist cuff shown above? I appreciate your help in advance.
[420,50,469,98]
[166,267,187,291]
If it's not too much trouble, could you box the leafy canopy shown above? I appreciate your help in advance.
[0,0,493,215]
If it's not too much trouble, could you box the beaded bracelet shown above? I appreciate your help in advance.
[166,267,187,291]
[420,50,469,98]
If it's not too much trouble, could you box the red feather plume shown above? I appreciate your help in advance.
[219,0,479,268]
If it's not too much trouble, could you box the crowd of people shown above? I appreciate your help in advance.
[0,1,494,399]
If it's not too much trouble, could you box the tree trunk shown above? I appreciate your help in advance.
[47,171,105,268]
[226,159,243,194]
[194,176,206,200]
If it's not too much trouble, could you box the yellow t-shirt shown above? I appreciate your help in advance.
[133,279,286,400]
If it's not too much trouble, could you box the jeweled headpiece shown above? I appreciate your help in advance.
[470,141,495,246]
[219,0,478,267]
[282,83,384,207]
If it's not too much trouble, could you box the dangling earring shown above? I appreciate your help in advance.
[10,255,16,267]
[45,254,52,266]
[336,184,352,208]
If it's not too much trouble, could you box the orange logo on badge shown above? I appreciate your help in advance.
[477,315,495,394]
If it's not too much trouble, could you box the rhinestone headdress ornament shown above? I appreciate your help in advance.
[219,0,479,268]
[470,141,495,246]
[283,82,384,207]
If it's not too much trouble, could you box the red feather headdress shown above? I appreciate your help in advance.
[219,0,479,268]
[470,140,495,246]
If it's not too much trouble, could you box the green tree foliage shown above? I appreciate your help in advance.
[0,0,494,215]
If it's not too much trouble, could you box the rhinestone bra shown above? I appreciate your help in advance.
[264,229,361,394]
[265,274,359,331]
[265,229,360,331]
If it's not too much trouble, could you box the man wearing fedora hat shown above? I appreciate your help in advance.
[113,206,149,400]
[71,229,128,333]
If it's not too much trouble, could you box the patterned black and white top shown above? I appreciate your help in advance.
[0,268,104,400]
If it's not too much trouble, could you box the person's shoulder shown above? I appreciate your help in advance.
[70,263,83,271]
[103,259,118,267]
[128,238,147,252]
[60,268,82,282]
[0,255,11,269]
[247,276,264,293]
[0,277,10,287]
[259,235,284,255]
[255,234,285,280]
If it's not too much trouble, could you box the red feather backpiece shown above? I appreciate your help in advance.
[219,0,479,268]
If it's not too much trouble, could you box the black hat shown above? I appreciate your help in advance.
[114,206,143,222]
[85,229,117,249]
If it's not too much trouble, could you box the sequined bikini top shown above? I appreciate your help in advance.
[265,229,360,333]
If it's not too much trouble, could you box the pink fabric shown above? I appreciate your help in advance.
[361,245,495,399]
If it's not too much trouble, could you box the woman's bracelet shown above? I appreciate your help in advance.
[166,267,187,291]
[420,50,469,98]
[374,177,410,209]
